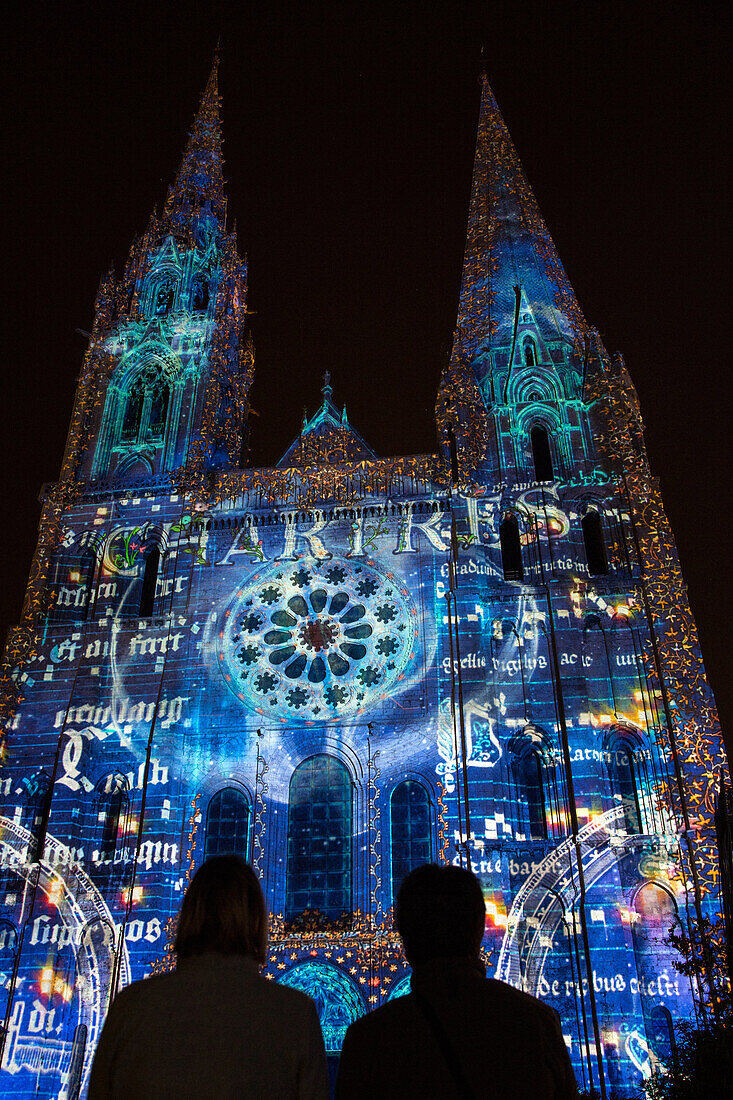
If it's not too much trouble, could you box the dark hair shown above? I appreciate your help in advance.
[174,856,267,963]
[395,863,485,966]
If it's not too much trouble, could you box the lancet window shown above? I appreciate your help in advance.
[204,788,251,860]
[523,337,538,366]
[286,755,352,920]
[390,781,433,896]
[120,375,170,447]
[530,424,554,481]
[153,278,175,316]
[500,513,524,581]
[515,749,548,840]
[98,775,129,863]
[582,509,609,575]
[139,546,160,617]
[192,276,210,312]
[608,741,643,834]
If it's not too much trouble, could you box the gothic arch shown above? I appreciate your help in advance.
[508,725,556,841]
[144,266,181,316]
[0,816,131,1090]
[581,504,609,576]
[190,271,211,312]
[285,754,353,920]
[115,451,155,478]
[522,334,539,366]
[389,777,435,899]
[508,365,563,405]
[603,725,649,835]
[279,961,364,1054]
[204,786,252,861]
[93,343,184,478]
[498,510,524,581]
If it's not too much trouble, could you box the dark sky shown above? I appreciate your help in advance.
[2,2,730,751]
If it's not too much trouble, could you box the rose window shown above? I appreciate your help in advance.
[218,556,417,721]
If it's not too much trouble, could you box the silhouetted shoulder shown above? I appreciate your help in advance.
[484,976,563,1020]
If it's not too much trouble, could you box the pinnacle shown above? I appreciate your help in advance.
[163,53,226,232]
[452,67,586,359]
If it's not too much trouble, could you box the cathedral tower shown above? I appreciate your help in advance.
[0,64,727,1099]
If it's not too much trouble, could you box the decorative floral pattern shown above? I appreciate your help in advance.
[218,556,417,721]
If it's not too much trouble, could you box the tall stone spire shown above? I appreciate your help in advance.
[163,52,226,233]
[453,73,586,362]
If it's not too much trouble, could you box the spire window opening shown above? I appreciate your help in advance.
[121,386,144,443]
[530,425,554,481]
[523,338,538,367]
[500,514,524,581]
[582,510,608,575]
[154,280,175,316]
[78,547,98,615]
[119,376,171,449]
[139,546,160,617]
[146,384,169,442]
[192,277,210,312]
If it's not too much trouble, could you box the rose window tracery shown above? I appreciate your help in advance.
[218,557,417,721]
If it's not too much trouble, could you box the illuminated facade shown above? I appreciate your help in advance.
[0,61,728,1098]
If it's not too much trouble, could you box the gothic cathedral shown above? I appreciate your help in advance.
[0,59,727,1098]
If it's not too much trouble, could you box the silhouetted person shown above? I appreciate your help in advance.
[89,856,329,1099]
[336,863,578,1099]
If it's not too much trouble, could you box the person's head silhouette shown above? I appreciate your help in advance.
[395,863,486,966]
[174,855,267,963]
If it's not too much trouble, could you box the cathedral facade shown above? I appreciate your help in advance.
[0,60,727,1098]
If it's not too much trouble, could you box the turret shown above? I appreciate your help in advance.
[62,56,252,488]
[437,73,649,485]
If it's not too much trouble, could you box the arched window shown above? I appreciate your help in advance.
[523,338,537,366]
[650,1004,676,1066]
[286,755,352,920]
[154,279,174,316]
[204,788,251,860]
[391,781,432,896]
[121,376,170,448]
[99,775,128,863]
[609,744,643,834]
[500,514,523,581]
[139,546,160,617]
[516,751,547,840]
[121,384,144,443]
[632,883,681,1053]
[146,383,169,441]
[530,425,554,481]
[192,276,210,312]
[582,510,608,575]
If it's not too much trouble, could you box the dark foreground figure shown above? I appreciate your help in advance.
[89,856,329,1099]
[336,863,578,1100]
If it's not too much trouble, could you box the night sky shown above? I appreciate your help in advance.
[2,2,730,752]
